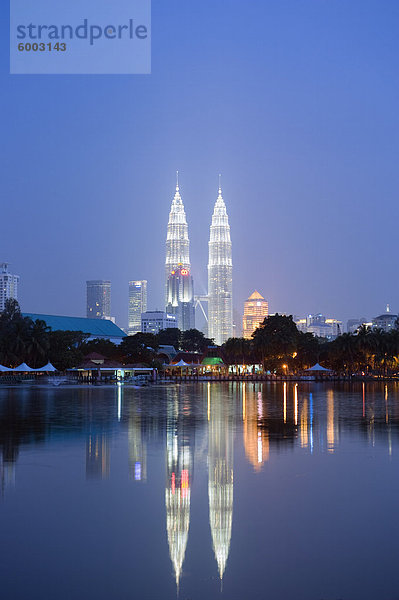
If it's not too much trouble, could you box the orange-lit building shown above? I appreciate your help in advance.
[242,290,269,339]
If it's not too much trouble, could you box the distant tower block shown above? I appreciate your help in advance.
[242,291,269,339]
[0,263,19,312]
[207,178,233,345]
[86,280,111,319]
[128,280,147,334]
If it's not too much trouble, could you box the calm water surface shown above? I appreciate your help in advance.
[1,382,399,600]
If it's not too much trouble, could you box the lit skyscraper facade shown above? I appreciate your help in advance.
[208,182,233,345]
[166,266,195,332]
[0,263,19,312]
[128,280,147,334]
[86,280,111,319]
[242,290,269,339]
[165,174,195,331]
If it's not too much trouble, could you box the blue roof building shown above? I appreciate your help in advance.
[23,313,126,344]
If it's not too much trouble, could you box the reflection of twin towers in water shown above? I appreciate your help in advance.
[84,382,342,588]
[165,385,233,588]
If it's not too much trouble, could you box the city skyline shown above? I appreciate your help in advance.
[2,2,399,329]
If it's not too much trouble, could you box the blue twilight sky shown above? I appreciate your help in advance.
[1,0,399,330]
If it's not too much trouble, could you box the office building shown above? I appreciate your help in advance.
[347,318,368,333]
[141,311,177,335]
[86,280,111,319]
[372,305,397,332]
[128,280,147,334]
[242,290,269,339]
[295,314,342,340]
[0,263,19,312]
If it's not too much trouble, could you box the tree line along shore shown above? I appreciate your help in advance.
[1,300,399,378]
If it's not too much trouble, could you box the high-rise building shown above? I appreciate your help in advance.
[86,280,111,319]
[0,263,19,312]
[128,280,147,334]
[165,173,195,331]
[295,314,342,340]
[347,318,367,333]
[166,266,195,332]
[208,180,233,345]
[242,290,269,339]
[141,310,176,334]
[372,305,398,332]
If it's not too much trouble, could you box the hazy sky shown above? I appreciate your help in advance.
[1,0,399,330]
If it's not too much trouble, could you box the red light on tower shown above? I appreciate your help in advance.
[181,469,189,497]
[181,269,188,276]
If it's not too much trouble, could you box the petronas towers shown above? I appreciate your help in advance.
[208,182,233,345]
[165,174,233,343]
[165,174,195,331]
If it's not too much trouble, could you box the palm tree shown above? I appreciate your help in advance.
[26,319,50,368]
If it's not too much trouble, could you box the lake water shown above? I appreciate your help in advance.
[1,381,399,600]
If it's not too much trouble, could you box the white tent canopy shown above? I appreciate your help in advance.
[13,363,33,372]
[36,362,57,372]
[0,362,58,373]
[304,363,331,372]
[172,360,189,367]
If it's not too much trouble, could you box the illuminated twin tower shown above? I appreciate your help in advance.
[165,173,233,344]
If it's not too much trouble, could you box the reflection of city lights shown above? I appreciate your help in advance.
[327,390,335,453]
[362,382,365,418]
[117,382,122,421]
[294,384,298,426]
[301,399,308,448]
[257,391,263,418]
[310,392,314,453]
[257,431,262,463]
[171,472,175,494]
[283,382,287,423]
[181,469,189,497]
[135,462,141,481]
[385,384,389,424]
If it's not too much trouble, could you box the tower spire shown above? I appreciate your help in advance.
[218,173,222,194]
[176,170,179,191]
